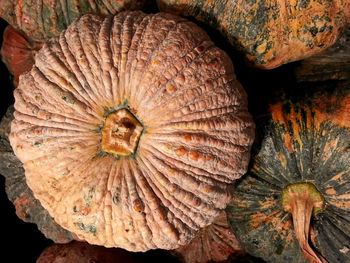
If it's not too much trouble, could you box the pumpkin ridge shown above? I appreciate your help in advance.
[37,42,97,109]
[143,142,236,184]
[137,152,213,230]
[138,148,217,216]
[142,148,225,213]
[128,14,186,107]
[134,25,214,115]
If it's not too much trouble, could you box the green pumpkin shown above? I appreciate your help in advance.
[226,81,350,262]
[157,0,350,69]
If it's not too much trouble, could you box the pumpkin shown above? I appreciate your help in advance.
[9,11,255,252]
[226,80,350,263]
[0,0,147,44]
[295,27,350,82]
[37,241,140,263]
[0,105,75,243]
[1,26,42,87]
[173,211,246,263]
[157,0,350,69]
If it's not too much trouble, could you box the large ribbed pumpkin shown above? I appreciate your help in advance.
[9,11,255,252]
[157,0,350,69]
[227,81,350,262]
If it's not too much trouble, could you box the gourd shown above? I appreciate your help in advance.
[37,241,140,263]
[157,0,350,69]
[173,211,246,263]
[9,11,255,252]
[226,81,350,262]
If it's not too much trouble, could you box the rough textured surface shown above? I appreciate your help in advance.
[1,26,42,87]
[295,27,350,82]
[0,105,75,243]
[173,211,246,263]
[9,11,255,252]
[157,0,350,69]
[37,241,140,263]
[227,81,350,263]
[0,0,147,43]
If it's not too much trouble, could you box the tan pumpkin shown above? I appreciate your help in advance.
[173,211,246,263]
[9,11,255,252]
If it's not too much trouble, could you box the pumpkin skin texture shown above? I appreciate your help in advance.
[0,105,75,243]
[226,82,350,263]
[9,11,255,252]
[1,26,42,87]
[173,211,246,263]
[37,241,140,263]
[0,0,147,44]
[295,27,350,83]
[157,0,350,69]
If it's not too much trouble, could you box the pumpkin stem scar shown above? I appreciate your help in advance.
[101,108,143,156]
[282,183,327,263]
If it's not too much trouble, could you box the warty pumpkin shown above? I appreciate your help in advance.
[226,81,350,262]
[157,0,350,69]
[9,11,255,252]
[0,105,75,243]
[173,211,246,263]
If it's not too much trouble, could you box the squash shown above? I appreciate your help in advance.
[9,11,255,251]
[157,0,350,69]
[173,211,246,263]
[1,26,42,87]
[295,27,350,82]
[37,241,140,263]
[0,105,75,243]
[226,80,350,263]
[0,0,147,43]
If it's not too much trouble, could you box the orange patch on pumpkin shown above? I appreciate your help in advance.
[189,151,200,161]
[184,135,192,141]
[175,147,187,157]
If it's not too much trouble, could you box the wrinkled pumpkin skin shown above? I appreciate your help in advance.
[0,0,147,43]
[173,211,246,263]
[9,11,254,252]
[157,0,350,69]
[1,26,42,87]
[0,105,75,243]
[227,82,350,262]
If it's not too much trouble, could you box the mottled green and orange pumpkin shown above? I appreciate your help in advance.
[227,81,350,262]
[158,0,350,69]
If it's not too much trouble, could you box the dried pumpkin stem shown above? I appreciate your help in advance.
[101,108,143,156]
[282,183,327,263]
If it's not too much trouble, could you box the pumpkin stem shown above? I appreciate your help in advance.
[101,108,143,156]
[282,183,327,263]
